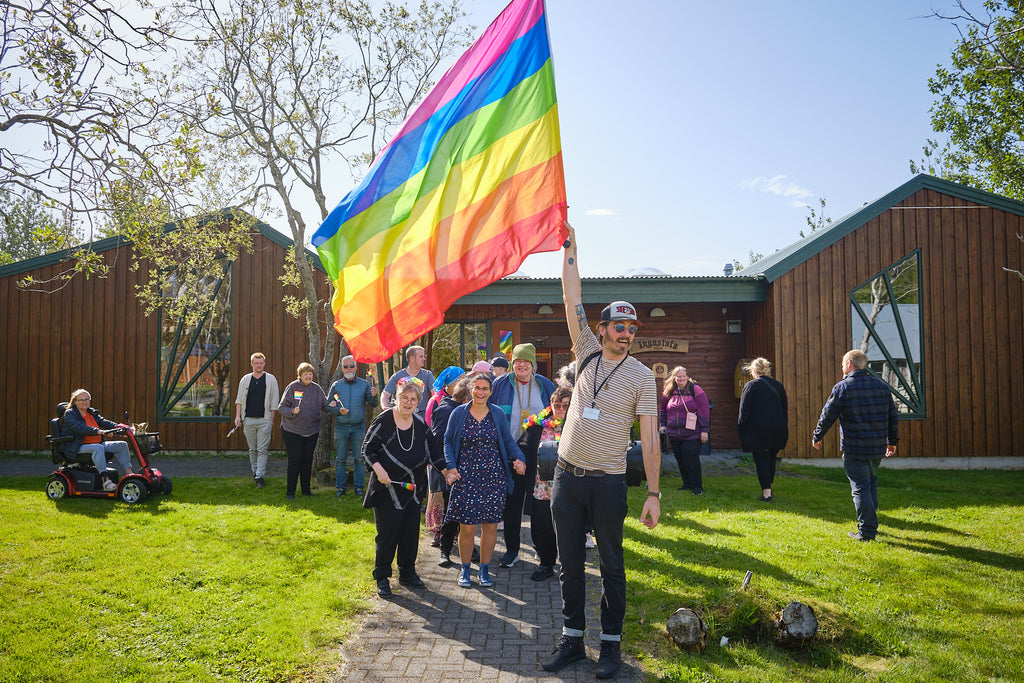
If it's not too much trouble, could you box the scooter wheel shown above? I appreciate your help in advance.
[46,477,69,500]
[118,478,148,504]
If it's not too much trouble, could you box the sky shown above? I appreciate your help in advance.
[404,0,967,278]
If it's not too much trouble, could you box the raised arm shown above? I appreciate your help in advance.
[562,222,586,346]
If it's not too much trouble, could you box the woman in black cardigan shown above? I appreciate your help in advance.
[737,357,789,502]
[362,377,448,597]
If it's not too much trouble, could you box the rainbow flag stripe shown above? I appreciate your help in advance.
[293,391,304,400]
[312,0,567,363]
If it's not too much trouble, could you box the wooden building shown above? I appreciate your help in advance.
[2,174,1022,463]
[0,217,331,452]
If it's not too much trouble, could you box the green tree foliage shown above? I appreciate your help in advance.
[153,0,472,385]
[922,0,1024,199]
[0,189,77,265]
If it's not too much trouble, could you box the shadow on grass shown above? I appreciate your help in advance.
[886,537,1024,572]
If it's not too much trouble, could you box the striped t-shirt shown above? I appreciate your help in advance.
[558,327,658,474]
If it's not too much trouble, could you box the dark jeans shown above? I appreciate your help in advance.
[530,497,558,567]
[283,430,318,496]
[551,466,628,639]
[752,449,779,490]
[372,502,421,580]
[671,438,703,490]
[843,456,881,538]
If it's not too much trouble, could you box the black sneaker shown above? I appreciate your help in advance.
[692,488,704,496]
[595,640,621,679]
[848,531,874,541]
[498,550,519,568]
[335,488,345,497]
[438,550,452,568]
[398,573,426,589]
[530,565,555,581]
[376,579,392,597]
[255,477,265,488]
[541,635,585,672]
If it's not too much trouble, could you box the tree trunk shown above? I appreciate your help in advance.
[773,601,818,647]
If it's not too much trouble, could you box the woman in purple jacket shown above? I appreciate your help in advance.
[278,362,328,499]
[659,366,710,495]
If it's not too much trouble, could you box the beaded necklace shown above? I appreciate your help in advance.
[522,406,563,432]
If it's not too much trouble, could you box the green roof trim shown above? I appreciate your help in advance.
[454,275,766,305]
[0,209,324,279]
[748,174,1024,283]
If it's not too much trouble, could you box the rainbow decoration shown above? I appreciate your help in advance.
[393,481,416,491]
[312,0,567,363]
[293,390,304,400]
[499,330,514,357]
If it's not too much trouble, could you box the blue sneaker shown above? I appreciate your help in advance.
[479,563,494,587]
[457,564,472,588]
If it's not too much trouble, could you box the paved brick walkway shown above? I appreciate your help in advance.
[332,524,645,682]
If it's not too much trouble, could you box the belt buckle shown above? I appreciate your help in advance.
[571,465,586,477]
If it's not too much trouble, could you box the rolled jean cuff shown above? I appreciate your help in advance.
[600,633,622,642]
[561,627,584,638]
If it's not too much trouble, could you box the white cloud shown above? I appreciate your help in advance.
[740,175,815,202]
[585,208,617,216]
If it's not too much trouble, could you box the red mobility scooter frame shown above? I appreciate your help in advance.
[45,405,172,504]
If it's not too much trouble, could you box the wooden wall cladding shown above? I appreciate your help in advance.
[771,188,1024,459]
[1,233,335,453]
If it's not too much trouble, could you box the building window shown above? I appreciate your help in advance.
[158,260,233,420]
[431,322,489,370]
[850,249,925,418]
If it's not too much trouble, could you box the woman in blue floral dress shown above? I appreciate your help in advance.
[444,374,525,588]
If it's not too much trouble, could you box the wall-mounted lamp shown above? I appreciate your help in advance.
[537,304,554,315]
[649,307,666,318]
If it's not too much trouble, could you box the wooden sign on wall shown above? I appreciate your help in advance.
[630,338,689,354]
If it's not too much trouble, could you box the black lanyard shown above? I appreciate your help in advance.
[591,354,628,408]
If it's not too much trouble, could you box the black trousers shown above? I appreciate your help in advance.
[503,469,529,555]
[372,502,421,580]
[438,488,459,553]
[530,497,558,567]
[752,449,779,489]
[671,438,703,490]
[283,430,318,496]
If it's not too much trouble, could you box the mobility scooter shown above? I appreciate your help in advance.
[45,403,172,504]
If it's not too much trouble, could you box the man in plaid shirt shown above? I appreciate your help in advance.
[812,349,899,541]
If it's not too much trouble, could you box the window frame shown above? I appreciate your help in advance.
[156,259,234,422]
[849,248,926,419]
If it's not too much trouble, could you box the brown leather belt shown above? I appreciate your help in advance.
[557,457,607,478]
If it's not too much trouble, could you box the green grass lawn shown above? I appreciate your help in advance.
[1,464,1022,682]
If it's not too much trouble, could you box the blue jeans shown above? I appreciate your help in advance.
[843,456,881,538]
[79,441,131,478]
[550,466,628,640]
[334,424,366,490]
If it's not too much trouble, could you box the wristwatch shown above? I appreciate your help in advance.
[647,490,661,499]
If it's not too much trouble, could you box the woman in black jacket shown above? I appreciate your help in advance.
[737,357,789,502]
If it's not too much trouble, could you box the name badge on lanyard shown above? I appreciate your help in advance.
[583,406,601,420]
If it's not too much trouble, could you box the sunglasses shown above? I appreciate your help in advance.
[611,323,638,334]
[342,365,356,369]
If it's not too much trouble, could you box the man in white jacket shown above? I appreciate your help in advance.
[234,352,280,488]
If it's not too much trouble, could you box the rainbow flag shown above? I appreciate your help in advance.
[312,0,567,363]
[293,390,304,400]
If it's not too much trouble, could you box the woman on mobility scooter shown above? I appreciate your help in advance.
[62,389,134,491]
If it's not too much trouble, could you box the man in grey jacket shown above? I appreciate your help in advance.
[327,355,379,497]
[234,352,280,488]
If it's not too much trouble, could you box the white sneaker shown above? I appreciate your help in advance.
[103,480,117,492]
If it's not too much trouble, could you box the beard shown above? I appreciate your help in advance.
[344,372,356,380]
